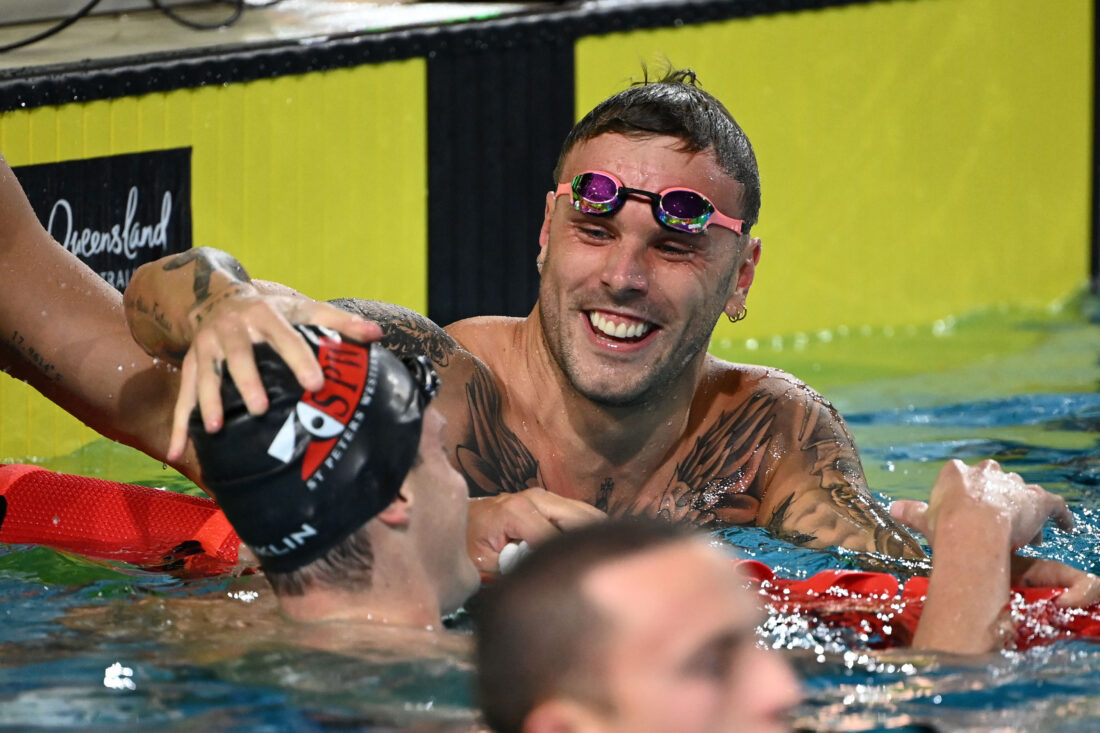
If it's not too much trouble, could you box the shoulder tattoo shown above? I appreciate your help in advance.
[454,365,541,496]
[328,298,455,367]
[795,395,925,557]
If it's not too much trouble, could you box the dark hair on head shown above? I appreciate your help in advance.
[264,523,375,597]
[553,67,761,232]
[474,520,699,733]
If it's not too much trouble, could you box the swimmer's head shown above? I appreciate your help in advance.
[188,325,439,576]
[476,520,799,733]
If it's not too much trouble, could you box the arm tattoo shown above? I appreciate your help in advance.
[129,295,173,337]
[455,365,541,496]
[764,494,819,545]
[797,396,924,557]
[6,330,61,383]
[328,298,455,367]
[610,391,776,527]
[595,478,614,513]
[162,249,250,304]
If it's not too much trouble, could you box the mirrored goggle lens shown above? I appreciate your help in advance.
[571,172,620,214]
[657,189,714,234]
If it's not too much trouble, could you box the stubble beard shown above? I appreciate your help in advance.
[538,296,716,410]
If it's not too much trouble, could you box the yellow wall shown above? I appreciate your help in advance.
[0,0,1094,460]
[576,0,1093,342]
[0,59,427,460]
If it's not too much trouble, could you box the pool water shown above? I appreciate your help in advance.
[2,294,1099,731]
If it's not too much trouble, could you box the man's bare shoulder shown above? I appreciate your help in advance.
[445,316,525,357]
[701,355,819,405]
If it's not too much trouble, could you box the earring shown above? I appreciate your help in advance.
[727,307,746,324]
[536,259,544,273]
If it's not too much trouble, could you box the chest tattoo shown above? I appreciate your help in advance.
[594,478,614,513]
[607,391,777,527]
[455,365,541,496]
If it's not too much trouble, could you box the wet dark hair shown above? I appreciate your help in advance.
[553,68,761,232]
[475,520,698,733]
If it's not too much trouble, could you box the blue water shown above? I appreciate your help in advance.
[2,298,1099,730]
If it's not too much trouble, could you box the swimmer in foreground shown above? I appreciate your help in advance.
[188,324,480,624]
[475,461,1076,733]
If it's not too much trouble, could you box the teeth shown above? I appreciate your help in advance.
[588,312,651,340]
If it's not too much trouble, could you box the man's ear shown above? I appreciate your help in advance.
[538,190,555,254]
[375,487,412,529]
[724,236,762,317]
[523,698,607,733]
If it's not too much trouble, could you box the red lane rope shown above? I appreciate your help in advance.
[736,559,1100,651]
[0,464,239,578]
[1,463,1097,649]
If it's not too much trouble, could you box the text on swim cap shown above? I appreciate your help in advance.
[252,522,318,558]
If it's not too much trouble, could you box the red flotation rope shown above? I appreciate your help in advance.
[1,464,1098,649]
[0,464,240,578]
[736,559,1100,651]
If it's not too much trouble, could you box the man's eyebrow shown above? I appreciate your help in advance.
[683,625,755,668]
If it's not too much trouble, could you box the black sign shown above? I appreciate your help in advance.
[14,148,193,292]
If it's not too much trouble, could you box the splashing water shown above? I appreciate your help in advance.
[0,296,1098,730]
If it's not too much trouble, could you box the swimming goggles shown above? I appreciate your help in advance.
[555,170,744,235]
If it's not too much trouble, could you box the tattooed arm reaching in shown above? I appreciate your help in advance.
[124,247,380,461]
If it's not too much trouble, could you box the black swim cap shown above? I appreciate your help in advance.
[189,325,439,574]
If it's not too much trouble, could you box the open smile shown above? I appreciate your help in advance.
[586,310,658,344]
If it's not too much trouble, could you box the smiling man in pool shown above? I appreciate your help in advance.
[125,69,1099,599]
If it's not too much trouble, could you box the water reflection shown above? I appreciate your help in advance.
[1,300,1099,730]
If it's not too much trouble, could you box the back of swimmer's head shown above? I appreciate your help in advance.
[474,520,699,733]
[474,519,800,733]
[187,325,439,595]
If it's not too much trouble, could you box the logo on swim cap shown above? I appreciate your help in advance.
[265,326,378,487]
[190,325,438,575]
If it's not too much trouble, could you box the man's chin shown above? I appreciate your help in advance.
[569,377,654,408]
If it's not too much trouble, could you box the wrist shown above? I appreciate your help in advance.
[928,500,1013,554]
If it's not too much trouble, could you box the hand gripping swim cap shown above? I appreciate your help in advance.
[189,325,439,574]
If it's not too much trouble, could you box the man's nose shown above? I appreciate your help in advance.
[599,238,650,297]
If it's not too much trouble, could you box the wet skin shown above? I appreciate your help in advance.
[535,134,750,408]
[577,539,800,733]
[328,133,925,560]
